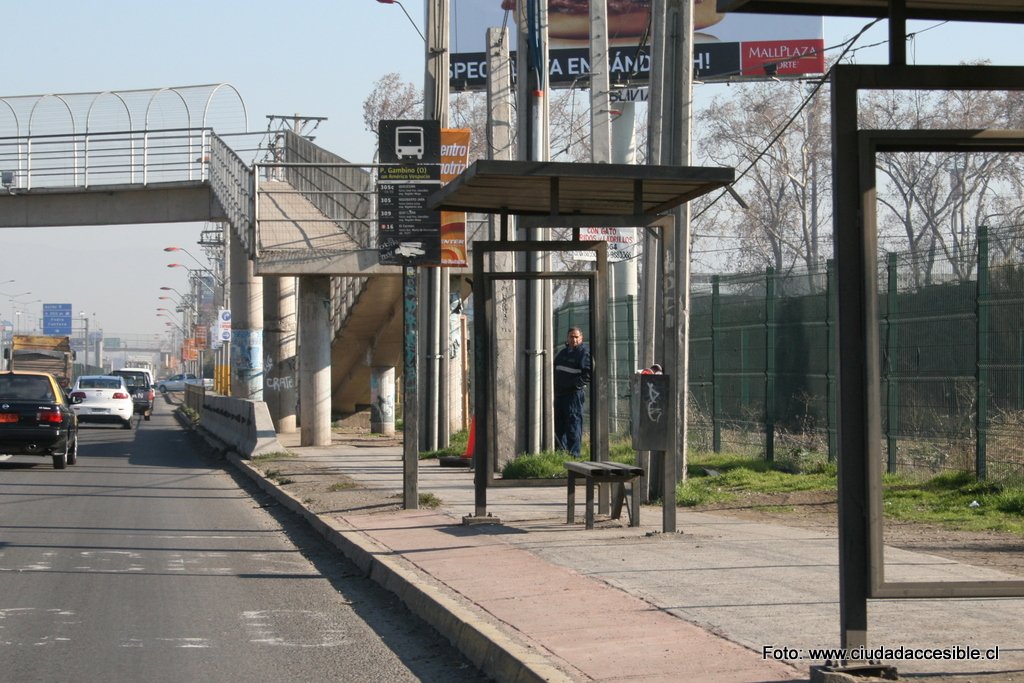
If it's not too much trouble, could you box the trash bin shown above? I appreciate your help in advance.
[631,372,670,451]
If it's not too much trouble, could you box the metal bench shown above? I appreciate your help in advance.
[565,461,644,529]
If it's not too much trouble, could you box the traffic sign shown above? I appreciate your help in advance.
[217,308,231,342]
[42,303,73,335]
[377,120,442,266]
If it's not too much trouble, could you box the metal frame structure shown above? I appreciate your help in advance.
[857,128,1024,603]
[470,240,609,519]
[722,0,1024,655]
[833,64,1024,650]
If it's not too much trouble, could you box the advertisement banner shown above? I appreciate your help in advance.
[449,1,824,89]
[183,338,197,362]
[440,128,471,267]
[572,227,638,262]
[193,325,207,350]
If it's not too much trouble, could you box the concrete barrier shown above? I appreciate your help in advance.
[198,394,285,458]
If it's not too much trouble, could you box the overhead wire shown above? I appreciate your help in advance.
[692,18,884,222]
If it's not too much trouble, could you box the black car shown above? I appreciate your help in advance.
[0,371,79,469]
[111,369,154,420]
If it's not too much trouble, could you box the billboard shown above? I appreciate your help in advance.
[450,0,824,90]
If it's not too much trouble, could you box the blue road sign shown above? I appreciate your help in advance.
[42,303,73,335]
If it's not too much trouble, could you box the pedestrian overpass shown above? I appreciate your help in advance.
[0,85,409,444]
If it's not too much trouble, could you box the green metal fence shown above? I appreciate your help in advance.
[555,225,1024,482]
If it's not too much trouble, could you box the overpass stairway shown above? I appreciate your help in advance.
[255,177,402,414]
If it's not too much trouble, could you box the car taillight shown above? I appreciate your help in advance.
[148,389,155,401]
[70,391,86,401]
[37,410,63,424]
[113,392,130,400]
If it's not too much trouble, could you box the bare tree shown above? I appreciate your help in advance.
[695,79,832,275]
[862,80,1024,285]
[362,73,423,138]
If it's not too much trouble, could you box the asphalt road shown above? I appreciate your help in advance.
[0,400,489,683]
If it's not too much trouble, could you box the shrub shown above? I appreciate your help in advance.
[994,490,1024,515]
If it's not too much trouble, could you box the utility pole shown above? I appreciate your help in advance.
[517,0,550,455]
[656,0,695,533]
[486,26,518,467]
[420,0,450,455]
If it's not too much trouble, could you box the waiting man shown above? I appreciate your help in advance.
[553,326,592,457]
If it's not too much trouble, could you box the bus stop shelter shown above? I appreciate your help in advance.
[429,159,734,526]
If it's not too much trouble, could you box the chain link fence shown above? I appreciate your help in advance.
[556,225,1024,482]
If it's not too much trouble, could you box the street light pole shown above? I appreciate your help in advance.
[80,312,90,370]
[374,0,426,42]
[163,246,225,286]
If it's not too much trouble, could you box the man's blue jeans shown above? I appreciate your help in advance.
[554,389,585,457]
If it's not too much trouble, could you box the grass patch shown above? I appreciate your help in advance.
[676,451,838,508]
[328,481,358,492]
[501,451,570,479]
[262,468,294,485]
[419,427,471,460]
[608,439,639,465]
[386,492,443,508]
[881,470,1024,534]
[419,492,442,508]
[178,405,200,425]
[681,451,1024,535]
[675,454,835,507]
[252,451,296,464]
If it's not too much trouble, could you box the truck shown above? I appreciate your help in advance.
[4,335,77,389]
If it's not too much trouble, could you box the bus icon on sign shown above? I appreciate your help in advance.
[395,126,425,160]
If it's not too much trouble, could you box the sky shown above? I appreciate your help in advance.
[1,1,1021,339]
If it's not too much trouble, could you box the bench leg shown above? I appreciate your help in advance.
[610,482,626,520]
[566,472,576,524]
[585,479,595,530]
[629,478,640,527]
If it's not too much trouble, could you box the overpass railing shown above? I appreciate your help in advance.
[0,127,212,190]
[209,132,254,254]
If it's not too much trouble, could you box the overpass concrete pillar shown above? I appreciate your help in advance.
[298,275,332,446]
[370,366,396,435]
[263,276,297,433]
[229,229,263,400]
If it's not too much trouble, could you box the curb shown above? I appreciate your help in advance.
[219,447,575,683]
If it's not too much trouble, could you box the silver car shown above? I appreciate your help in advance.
[69,375,135,429]
[157,373,213,392]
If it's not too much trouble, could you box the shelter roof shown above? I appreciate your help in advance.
[428,160,733,227]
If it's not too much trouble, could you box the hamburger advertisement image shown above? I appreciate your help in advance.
[449,1,823,89]
[501,0,723,43]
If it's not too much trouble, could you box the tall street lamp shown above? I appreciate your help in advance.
[13,298,42,334]
[158,314,185,333]
[4,291,31,326]
[375,0,426,42]
[163,246,225,286]
[159,295,197,315]
[167,263,219,297]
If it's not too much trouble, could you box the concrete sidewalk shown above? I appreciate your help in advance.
[227,431,1024,682]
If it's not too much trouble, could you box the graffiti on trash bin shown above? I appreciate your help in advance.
[645,381,664,423]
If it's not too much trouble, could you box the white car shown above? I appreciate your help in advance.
[157,373,214,392]
[69,375,135,429]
